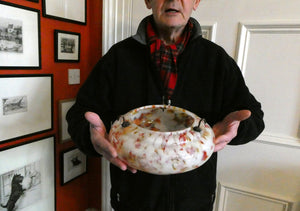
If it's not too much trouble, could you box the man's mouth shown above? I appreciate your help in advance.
[165,8,179,13]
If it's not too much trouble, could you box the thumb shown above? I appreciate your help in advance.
[226,110,251,122]
[85,111,106,133]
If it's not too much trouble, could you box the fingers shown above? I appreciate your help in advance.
[213,134,230,152]
[85,111,137,173]
[227,110,251,122]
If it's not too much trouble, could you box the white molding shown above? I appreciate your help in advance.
[215,182,293,211]
[235,22,300,75]
[201,22,218,42]
[255,132,300,148]
[102,2,133,211]
[102,0,133,55]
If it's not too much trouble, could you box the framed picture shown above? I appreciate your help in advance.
[61,147,87,185]
[54,30,80,62]
[0,1,41,69]
[42,0,86,25]
[58,98,75,143]
[0,75,53,143]
[0,136,55,211]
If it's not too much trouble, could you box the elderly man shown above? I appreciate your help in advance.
[67,0,264,210]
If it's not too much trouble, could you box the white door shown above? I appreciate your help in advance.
[102,1,300,211]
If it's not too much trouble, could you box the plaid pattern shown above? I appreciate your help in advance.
[147,18,193,98]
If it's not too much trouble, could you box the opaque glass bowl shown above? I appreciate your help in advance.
[109,105,215,175]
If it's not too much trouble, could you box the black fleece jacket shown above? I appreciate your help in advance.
[66,16,264,211]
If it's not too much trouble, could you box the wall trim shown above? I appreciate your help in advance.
[102,0,133,55]
[235,22,300,75]
[215,182,293,211]
[102,1,133,210]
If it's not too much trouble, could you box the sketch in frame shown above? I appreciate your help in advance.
[0,136,55,211]
[42,0,86,25]
[2,96,27,116]
[0,17,23,53]
[61,147,87,185]
[0,161,42,211]
[55,30,80,62]
[59,98,75,143]
[0,1,41,69]
[0,75,53,143]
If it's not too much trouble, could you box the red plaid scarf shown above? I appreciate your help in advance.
[147,18,193,98]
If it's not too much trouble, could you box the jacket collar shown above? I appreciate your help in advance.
[132,15,203,45]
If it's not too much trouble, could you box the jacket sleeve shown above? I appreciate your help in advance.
[66,52,116,156]
[221,56,265,145]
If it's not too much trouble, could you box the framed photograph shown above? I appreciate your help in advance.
[61,147,87,185]
[0,136,55,211]
[0,75,53,143]
[0,1,41,69]
[58,98,75,143]
[54,30,80,62]
[42,0,86,25]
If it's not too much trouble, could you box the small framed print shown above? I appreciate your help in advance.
[0,1,41,69]
[0,136,55,211]
[0,75,53,143]
[61,147,87,185]
[54,30,80,62]
[58,98,75,143]
[42,0,86,25]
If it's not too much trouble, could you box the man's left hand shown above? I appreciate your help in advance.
[213,110,251,152]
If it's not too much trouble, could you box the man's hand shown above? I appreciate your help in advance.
[85,112,137,173]
[213,110,251,152]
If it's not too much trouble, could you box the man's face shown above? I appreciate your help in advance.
[145,0,200,31]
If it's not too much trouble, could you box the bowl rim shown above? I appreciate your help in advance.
[120,104,204,134]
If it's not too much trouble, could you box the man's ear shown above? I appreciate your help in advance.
[145,0,152,9]
[193,0,201,10]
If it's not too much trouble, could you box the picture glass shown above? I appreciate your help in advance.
[0,75,52,143]
[0,136,55,211]
[62,148,87,184]
[0,3,40,68]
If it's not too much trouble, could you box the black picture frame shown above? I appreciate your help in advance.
[54,30,81,62]
[42,0,87,25]
[0,136,56,211]
[0,1,41,69]
[60,147,87,185]
[26,0,39,3]
[0,74,53,144]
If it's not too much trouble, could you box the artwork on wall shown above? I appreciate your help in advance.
[61,147,87,185]
[0,136,55,211]
[42,0,86,25]
[54,30,81,62]
[58,98,75,143]
[0,1,41,69]
[0,75,53,143]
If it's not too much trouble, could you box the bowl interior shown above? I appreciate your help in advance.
[129,106,194,132]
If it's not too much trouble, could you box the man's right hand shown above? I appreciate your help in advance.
[85,111,137,173]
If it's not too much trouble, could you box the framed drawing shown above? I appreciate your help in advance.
[42,0,86,25]
[61,147,87,185]
[0,75,53,143]
[58,98,75,143]
[0,1,41,69]
[54,30,80,62]
[0,136,55,211]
